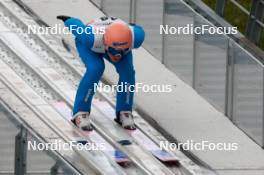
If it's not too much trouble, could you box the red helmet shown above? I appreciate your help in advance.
[104,21,132,62]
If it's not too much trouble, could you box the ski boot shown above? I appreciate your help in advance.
[72,112,93,131]
[115,111,136,130]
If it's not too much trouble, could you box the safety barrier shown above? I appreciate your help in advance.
[0,86,82,175]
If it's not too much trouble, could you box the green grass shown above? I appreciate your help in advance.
[202,0,216,9]
[202,0,264,50]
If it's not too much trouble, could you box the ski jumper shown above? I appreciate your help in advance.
[63,17,145,117]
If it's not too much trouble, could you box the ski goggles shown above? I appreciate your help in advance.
[107,47,130,57]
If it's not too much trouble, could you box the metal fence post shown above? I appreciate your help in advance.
[14,126,27,175]
[161,0,165,64]
[129,0,136,24]
[51,161,59,175]
[263,67,264,148]
[192,14,197,89]
[225,39,235,121]
[216,0,226,17]
[100,0,104,11]
[246,0,264,44]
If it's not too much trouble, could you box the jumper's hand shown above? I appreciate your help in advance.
[56,15,71,22]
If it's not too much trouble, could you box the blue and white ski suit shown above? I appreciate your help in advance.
[63,17,145,117]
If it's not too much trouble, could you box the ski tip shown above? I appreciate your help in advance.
[118,140,132,146]
[152,150,181,166]
[163,159,181,167]
[115,155,130,165]
[116,160,131,166]
[76,140,88,145]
